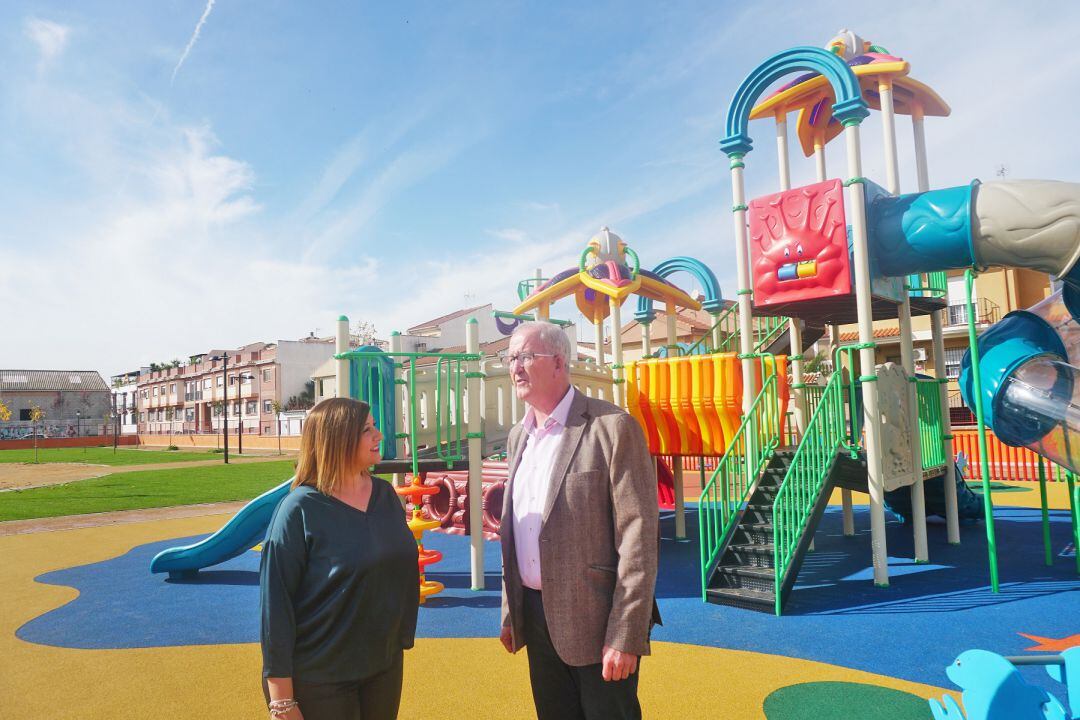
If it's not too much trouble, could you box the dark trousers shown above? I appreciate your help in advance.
[522,588,641,720]
[262,650,403,720]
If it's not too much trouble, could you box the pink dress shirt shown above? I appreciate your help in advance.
[512,385,576,590]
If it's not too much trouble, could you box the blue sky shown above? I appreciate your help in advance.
[2,1,1079,375]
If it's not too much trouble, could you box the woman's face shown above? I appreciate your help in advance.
[354,414,383,469]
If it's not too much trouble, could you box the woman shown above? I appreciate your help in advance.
[260,398,420,720]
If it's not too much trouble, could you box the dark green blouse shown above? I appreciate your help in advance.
[260,478,420,683]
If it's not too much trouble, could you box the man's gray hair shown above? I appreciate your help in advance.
[515,322,571,366]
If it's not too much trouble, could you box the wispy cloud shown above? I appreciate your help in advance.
[24,17,70,68]
[171,0,215,84]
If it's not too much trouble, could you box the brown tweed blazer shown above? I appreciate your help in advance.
[500,389,660,667]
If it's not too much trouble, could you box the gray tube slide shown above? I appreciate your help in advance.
[974,180,1080,278]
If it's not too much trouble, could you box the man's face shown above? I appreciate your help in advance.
[508,329,566,407]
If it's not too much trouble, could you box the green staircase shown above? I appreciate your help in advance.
[700,366,865,615]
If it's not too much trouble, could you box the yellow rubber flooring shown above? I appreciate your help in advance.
[1,514,958,719]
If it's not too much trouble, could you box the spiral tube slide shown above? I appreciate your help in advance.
[150,477,293,578]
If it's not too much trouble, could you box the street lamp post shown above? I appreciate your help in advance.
[214,353,230,464]
[76,410,83,452]
[230,373,255,456]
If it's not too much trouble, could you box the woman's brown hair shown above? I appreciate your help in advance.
[292,398,371,495]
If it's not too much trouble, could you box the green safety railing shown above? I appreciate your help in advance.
[803,384,826,420]
[916,378,946,472]
[907,271,948,299]
[698,361,782,600]
[336,350,481,476]
[516,277,549,301]
[771,369,849,615]
[681,303,790,357]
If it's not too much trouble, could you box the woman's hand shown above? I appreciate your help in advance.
[270,706,303,720]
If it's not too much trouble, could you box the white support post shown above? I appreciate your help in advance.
[610,298,624,407]
[790,319,806,436]
[673,459,686,540]
[932,309,960,543]
[729,157,756,413]
[665,302,678,359]
[465,319,485,590]
[594,317,605,366]
[710,312,721,351]
[882,79,928,563]
[914,105,959,543]
[336,315,350,399]
[776,111,791,191]
[642,321,652,357]
[838,340,854,535]
[844,123,890,587]
[814,134,827,182]
[390,332,405,489]
[778,110,806,434]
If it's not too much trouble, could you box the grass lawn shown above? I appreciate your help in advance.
[0,447,227,466]
[0,460,295,522]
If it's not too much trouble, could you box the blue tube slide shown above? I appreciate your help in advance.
[149,478,292,579]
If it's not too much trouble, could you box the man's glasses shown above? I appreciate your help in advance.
[506,352,556,367]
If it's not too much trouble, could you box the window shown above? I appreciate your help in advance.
[228,375,237,386]
[185,409,195,421]
[264,400,273,414]
[233,402,240,416]
[152,387,158,397]
[263,368,273,383]
[169,383,176,394]
[141,389,148,399]
[203,379,212,390]
[213,405,221,417]
[19,409,31,421]
[944,347,966,379]
[246,401,257,415]
[217,376,224,387]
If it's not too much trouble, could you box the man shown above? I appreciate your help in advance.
[499,322,659,720]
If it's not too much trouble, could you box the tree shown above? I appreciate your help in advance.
[354,320,378,347]
[0,398,10,422]
[284,381,316,411]
[271,400,284,455]
[29,405,44,463]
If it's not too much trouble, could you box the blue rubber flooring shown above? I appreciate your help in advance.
[17,503,1079,695]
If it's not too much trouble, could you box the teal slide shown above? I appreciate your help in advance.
[149,478,292,579]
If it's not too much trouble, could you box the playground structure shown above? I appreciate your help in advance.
[150,30,1080,626]
[688,28,1080,617]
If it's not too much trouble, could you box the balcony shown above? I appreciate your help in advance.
[945,297,1000,328]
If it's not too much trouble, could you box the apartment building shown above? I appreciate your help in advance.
[137,338,337,436]
[109,370,142,435]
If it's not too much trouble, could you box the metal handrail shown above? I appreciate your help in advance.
[698,361,781,600]
[771,369,847,614]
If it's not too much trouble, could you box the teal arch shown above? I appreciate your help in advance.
[720,46,868,157]
[635,256,722,323]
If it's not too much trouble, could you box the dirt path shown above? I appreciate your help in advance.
[0,501,247,536]
[0,453,294,491]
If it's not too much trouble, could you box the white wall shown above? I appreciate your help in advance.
[276,340,338,405]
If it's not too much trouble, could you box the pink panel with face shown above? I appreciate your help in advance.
[748,179,851,307]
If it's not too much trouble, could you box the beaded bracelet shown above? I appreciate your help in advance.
[269,698,299,718]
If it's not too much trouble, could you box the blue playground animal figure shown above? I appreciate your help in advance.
[930,649,1074,720]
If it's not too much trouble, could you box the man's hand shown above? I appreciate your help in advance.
[601,645,638,681]
[500,626,517,653]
